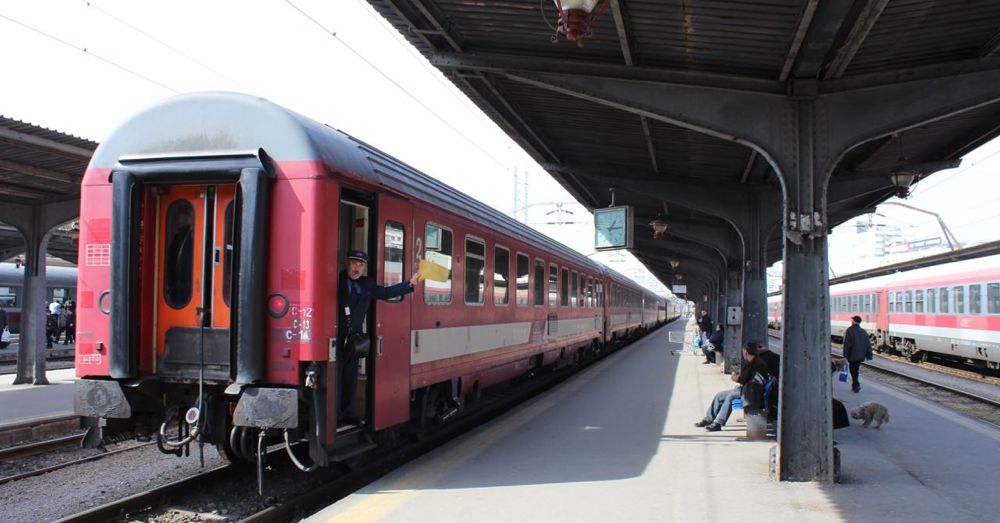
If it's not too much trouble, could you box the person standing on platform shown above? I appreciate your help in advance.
[697,309,713,346]
[842,315,873,393]
[337,250,422,424]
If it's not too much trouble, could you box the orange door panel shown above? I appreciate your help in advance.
[155,186,206,359]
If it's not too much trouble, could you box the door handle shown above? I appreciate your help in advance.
[377,335,383,357]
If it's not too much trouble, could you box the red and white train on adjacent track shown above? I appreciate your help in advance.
[73,92,682,469]
[768,254,1000,369]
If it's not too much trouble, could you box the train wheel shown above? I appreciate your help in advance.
[910,350,927,364]
[901,340,915,359]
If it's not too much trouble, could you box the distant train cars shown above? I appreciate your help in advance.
[73,92,683,471]
[768,254,1000,369]
[0,262,77,333]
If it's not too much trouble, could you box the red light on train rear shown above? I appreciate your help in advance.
[267,293,289,318]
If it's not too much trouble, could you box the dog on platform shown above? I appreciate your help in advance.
[850,401,890,428]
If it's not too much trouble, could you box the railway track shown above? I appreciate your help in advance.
[52,329,659,523]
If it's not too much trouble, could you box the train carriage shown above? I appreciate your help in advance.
[0,263,77,334]
[73,92,678,469]
[768,254,1000,369]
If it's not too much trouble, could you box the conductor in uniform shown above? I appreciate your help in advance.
[337,250,422,424]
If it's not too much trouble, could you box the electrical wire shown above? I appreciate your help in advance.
[82,0,254,92]
[0,13,179,94]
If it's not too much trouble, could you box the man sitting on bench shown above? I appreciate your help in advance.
[695,341,770,432]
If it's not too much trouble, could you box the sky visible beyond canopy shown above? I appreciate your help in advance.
[2,0,997,295]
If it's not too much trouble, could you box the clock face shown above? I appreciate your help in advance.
[595,207,628,249]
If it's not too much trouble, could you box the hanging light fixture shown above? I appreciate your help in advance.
[549,0,608,43]
[650,217,669,240]
[889,170,918,198]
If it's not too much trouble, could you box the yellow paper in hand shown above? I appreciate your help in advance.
[419,258,450,282]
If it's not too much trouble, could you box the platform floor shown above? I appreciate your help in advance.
[304,319,1000,523]
[0,368,76,425]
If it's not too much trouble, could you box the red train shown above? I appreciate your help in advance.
[73,92,682,469]
[768,254,1000,369]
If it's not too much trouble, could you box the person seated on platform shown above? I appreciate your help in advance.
[695,341,770,432]
[702,325,724,364]
[756,344,781,420]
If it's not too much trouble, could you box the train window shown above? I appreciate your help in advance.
[222,201,234,307]
[903,290,912,312]
[969,284,982,315]
[465,236,485,305]
[939,287,949,313]
[988,283,1000,314]
[0,286,16,307]
[915,290,924,313]
[384,222,405,303]
[163,199,195,310]
[587,277,594,308]
[549,264,558,307]
[888,295,895,313]
[516,253,529,306]
[424,223,453,304]
[927,288,936,313]
[494,246,510,306]
[560,268,569,307]
[850,295,858,313]
[571,271,578,307]
[534,259,545,306]
[596,282,603,307]
[954,286,965,314]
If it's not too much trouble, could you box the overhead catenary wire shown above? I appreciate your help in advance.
[81,0,254,92]
[284,0,511,173]
[0,13,179,94]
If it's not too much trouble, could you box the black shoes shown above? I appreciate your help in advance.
[852,385,861,393]
[694,419,710,427]
[705,423,722,432]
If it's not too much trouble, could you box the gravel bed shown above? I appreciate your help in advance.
[0,441,227,523]
[866,366,1000,425]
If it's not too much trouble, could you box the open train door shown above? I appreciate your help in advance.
[372,194,413,430]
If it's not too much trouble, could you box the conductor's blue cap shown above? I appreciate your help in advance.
[347,250,369,263]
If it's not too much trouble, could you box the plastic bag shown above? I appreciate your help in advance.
[838,363,849,382]
[1,326,9,343]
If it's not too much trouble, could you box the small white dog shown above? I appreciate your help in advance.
[850,401,890,428]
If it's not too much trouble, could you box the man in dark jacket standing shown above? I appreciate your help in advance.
[697,309,713,345]
[337,250,422,424]
[842,315,873,393]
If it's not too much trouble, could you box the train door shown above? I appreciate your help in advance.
[154,185,236,380]
[373,194,412,429]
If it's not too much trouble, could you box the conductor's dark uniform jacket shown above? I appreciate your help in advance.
[335,270,414,421]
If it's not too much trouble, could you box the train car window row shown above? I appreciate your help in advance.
[882,281,1000,316]
[419,222,604,311]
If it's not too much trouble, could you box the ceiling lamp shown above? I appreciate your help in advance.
[889,170,919,198]
[650,217,669,240]
[551,0,607,43]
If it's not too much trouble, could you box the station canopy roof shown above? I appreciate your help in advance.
[0,115,96,263]
[367,0,1000,295]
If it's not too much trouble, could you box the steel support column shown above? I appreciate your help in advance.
[724,264,743,371]
[776,100,833,482]
[0,199,79,385]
